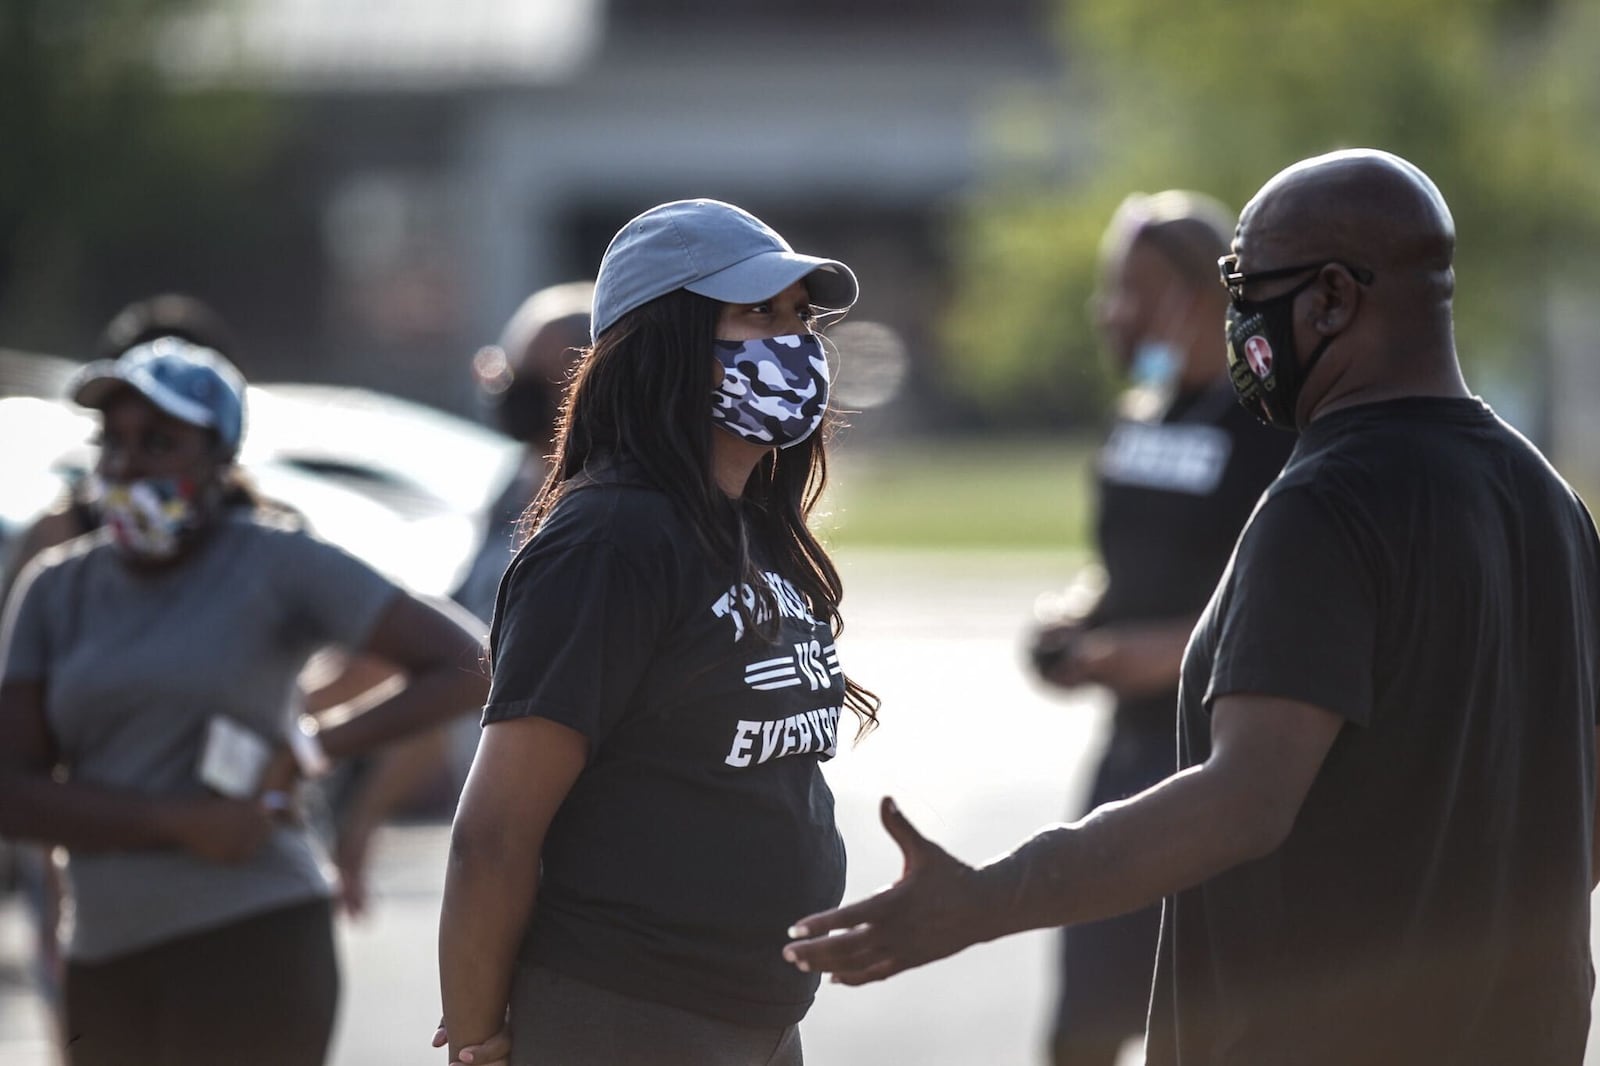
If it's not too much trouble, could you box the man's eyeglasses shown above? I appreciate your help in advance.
[1217,255,1374,302]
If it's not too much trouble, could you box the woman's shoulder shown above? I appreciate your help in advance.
[218,507,315,549]
[1,529,112,631]
[510,474,708,604]
[215,510,374,576]
[539,471,687,548]
[13,526,110,586]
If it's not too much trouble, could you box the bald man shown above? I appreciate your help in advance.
[785,150,1600,1065]
[320,284,594,907]
[452,281,593,623]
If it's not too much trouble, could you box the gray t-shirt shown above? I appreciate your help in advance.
[0,511,399,961]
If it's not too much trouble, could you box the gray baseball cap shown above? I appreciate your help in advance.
[591,199,859,340]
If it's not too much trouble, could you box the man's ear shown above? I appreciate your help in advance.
[1310,264,1362,336]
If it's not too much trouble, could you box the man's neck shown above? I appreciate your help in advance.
[1307,347,1470,424]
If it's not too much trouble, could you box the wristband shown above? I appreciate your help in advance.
[288,715,333,780]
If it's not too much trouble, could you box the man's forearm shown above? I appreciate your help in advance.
[977,761,1283,941]
[783,697,1334,985]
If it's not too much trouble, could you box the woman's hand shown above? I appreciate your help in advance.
[1031,620,1196,699]
[1029,622,1090,689]
[256,744,301,797]
[432,1017,511,1066]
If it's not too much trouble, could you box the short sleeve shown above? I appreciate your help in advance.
[0,560,51,684]
[273,529,401,649]
[1207,486,1378,726]
[482,540,666,747]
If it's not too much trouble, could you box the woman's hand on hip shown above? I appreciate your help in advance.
[433,1015,511,1066]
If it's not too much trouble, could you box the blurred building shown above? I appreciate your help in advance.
[141,0,1072,425]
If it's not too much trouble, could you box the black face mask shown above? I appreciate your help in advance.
[1224,271,1333,430]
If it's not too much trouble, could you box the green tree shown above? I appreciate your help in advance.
[942,0,1600,428]
[0,1,276,347]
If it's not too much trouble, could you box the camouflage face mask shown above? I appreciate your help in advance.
[709,334,830,449]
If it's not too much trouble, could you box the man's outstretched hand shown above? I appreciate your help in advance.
[782,797,997,985]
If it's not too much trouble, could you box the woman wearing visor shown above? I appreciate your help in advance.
[439,200,879,1066]
[0,338,489,1066]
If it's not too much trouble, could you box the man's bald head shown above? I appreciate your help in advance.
[1228,150,1468,424]
[478,281,594,445]
[1237,149,1455,302]
[499,281,594,382]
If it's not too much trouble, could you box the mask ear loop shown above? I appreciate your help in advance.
[1281,265,1348,411]
[1295,262,1365,389]
[815,330,840,386]
[812,330,849,444]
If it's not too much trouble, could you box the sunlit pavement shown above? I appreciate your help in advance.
[5,550,1600,1065]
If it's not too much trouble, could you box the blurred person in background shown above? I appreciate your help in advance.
[0,292,241,1061]
[438,200,878,1066]
[0,293,426,998]
[0,338,489,1066]
[1027,192,1294,1066]
[786,149,1600,1066]
[454,279,594,621]
[0,292,460,922]
[322,281,596,912]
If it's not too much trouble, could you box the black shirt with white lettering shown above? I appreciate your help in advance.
[1148,397,1600,1065]
[1090,381,1294,734]
[483,465,847,1028]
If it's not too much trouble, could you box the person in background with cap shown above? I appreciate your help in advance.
[438,200,878,1066]
[0,338,490,1066]
[0,293,436,1018]
[0,292,243,1065]
[1028,192,1293,1066]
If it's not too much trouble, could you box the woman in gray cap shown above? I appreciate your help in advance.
[0,338,490,1066]
[439,200,878,1066]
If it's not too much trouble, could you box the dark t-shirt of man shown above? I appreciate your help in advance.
[1092,381,1295,736]
[1149,397,1600,1066]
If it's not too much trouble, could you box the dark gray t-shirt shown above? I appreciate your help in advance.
[0,512,398,961]
[1149,398,1600,1065]
[484,470,847,1028]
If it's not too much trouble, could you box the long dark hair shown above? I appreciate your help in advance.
[524,288,879,736]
